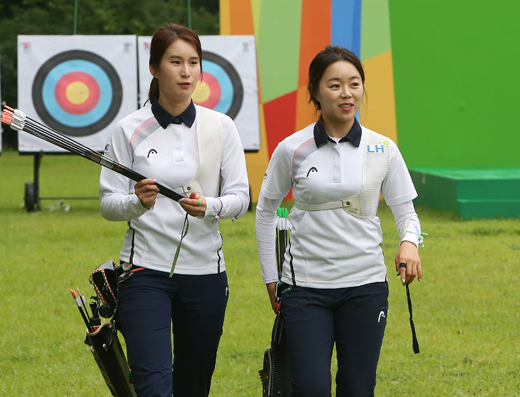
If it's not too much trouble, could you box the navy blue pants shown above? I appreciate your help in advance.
[117,269,229,397]
[281,281,388,397]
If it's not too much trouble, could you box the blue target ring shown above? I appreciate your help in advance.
[42,60,113,127]
[32,50,122,137]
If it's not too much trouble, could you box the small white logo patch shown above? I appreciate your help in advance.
[378,311,386,323]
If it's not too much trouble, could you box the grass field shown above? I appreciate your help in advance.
[1,150,519,396]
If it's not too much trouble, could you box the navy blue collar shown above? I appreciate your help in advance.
[152,100,196,129]
[313,117,362,148]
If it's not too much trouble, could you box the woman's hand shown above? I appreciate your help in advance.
[266,282,278,313]
[134,178,159,209]
[180,192,207,217]
[395,241,422,285]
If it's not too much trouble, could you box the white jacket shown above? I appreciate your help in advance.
[99,104,249,275]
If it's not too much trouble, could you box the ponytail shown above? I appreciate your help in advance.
[148,77,159,104]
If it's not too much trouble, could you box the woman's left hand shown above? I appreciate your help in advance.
[395,241,422,285]
[180,192,207,217]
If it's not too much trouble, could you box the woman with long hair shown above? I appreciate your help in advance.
[99,23,249,397]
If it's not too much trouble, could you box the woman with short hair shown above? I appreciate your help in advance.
[256,45,422,396]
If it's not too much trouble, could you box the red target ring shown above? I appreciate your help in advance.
[54,71,101,115]
[195,73,221,109]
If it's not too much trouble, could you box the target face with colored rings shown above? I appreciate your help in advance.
[32,50,123,137]
[192,51,243,119]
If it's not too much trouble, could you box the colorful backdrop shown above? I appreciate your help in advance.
[220,0,397,201]
[221,0,519,203]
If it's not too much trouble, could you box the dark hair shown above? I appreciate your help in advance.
[148,23,203,104]
[307,45,365,111]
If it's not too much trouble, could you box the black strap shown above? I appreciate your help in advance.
[128,223,136,265]
[287,240,297,287]
[405,283,420,354]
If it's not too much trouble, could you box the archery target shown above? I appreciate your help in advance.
[138,35,260,152]
[193,51,243,119]
[18,35,137,153]
[32,50,122,137]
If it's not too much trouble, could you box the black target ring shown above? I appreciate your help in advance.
[201,51,243,119]
[32,50,123,137]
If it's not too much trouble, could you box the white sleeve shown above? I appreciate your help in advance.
[255,140,292,284]
[382,141,417,206]
[99,122,149,221]
[260,140,292,200]
[256,192,283,284]
[389,201,421,247]
[204,115,250,221]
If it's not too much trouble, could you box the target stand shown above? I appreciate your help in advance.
[21,50,115,211]
[23,152,100,212]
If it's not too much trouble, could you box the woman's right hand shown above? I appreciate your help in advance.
[134,178,159,209]
[266,282,278,313]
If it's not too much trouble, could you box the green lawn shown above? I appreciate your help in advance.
[0,150,519,396]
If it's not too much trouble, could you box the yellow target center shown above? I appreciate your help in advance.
[192,81,211,103]
[65,81,90,105]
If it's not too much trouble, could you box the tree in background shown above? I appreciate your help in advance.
[0,0,219,149]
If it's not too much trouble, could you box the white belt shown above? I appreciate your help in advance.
[294,196,363,217]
